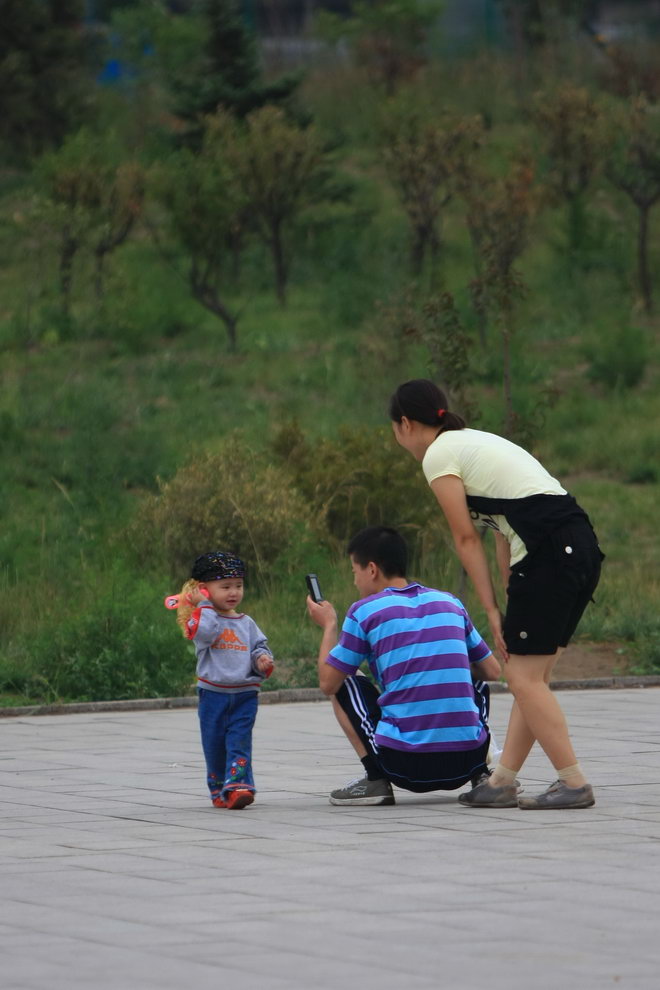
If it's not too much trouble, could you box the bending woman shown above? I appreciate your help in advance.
[389,379,604,810]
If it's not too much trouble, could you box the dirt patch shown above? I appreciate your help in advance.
[552,642,632,680]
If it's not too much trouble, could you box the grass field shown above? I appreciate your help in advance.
[1,50,659,703]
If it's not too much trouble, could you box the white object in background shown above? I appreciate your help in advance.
[488,728,503,762]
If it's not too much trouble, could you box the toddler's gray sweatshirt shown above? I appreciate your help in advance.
[186,603,273,693]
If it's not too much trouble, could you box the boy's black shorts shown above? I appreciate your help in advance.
[503,519,604,656]
[335,674,490,793]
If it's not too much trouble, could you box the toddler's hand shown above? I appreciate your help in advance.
[257,655,274,678]
[186,587,208,607]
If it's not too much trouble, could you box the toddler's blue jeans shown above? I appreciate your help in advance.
[197,688,258,801]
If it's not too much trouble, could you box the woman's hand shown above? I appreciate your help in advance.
[487,607,509,663]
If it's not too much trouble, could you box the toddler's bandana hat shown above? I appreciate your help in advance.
[191,551,245,582]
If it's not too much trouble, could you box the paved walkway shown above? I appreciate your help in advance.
[1,688,659,990]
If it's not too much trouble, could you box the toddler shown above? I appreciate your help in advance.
[168,550,274,810]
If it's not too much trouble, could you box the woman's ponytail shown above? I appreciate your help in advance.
[389,380,466,431]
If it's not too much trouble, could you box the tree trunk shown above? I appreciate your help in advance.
[94,219,135,301]
[467,225,489,347]
[501,315,514,439]
[428,222,443,289]
[59,234,78,317]
[509,5,530,110]
[190,268,238,351]
[270,220,288,306]
[637,202,653,315]
[94,248,106,301]
[410,226,426,276]
[230,230,243,282]
[567,192,587,264]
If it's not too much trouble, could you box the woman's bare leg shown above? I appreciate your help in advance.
[490,699,535,780]
[491,651,563,782]
[495,652,587,787]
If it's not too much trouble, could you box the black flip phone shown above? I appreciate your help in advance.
[305,573,324,603]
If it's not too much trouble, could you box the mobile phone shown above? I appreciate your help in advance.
[305,573,324,603]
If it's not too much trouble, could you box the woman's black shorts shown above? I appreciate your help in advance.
[502,519,604,656]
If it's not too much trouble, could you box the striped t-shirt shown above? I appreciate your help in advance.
[326,583,492,753]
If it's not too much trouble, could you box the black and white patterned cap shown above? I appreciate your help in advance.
[191,551,245,582]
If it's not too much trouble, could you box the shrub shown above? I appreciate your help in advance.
[88,270,193,353]
[634,627,660,674]
[272,421,451,567]
[2,580,194,703]
[584,325,648,390]
[132,433,315,585]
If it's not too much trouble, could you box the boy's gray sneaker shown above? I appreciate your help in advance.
[329,776,395,806]
[518,780,595,810]
[459,777,518,808]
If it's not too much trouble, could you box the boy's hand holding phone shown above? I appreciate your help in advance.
[305,574,323,603]
[305,573,337,630]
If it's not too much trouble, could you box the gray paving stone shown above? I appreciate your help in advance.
[1,689,659,989]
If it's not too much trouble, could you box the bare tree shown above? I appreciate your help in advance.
[459,160,536,439]
[152,138,247,350]
[92,162,145,299]
[35,129,144,315]
[532,84,604,263]
[382,108,483,279]
[316,0,444,97]
[605,96,660,316]
[218,106,327,306]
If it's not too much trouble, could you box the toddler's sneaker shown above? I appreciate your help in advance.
[329,776,394,806]
[225,788,255,810]
[212,796,227,808]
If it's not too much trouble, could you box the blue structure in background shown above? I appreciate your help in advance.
[98,57,123,84]
[79,0,660,84]
[438,0,505,53]
[84,0,156,86]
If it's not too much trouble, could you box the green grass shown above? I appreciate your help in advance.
[1,51,660,700]
[0,694,36,708]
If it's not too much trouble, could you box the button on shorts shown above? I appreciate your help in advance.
[502,520,604,656]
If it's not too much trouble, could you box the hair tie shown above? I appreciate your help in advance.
[437,408,446,418]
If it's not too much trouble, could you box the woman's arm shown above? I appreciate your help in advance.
[430,475,509,661]
[494,531,511,594]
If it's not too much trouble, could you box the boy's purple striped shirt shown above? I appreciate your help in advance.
[327,584,491,752]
